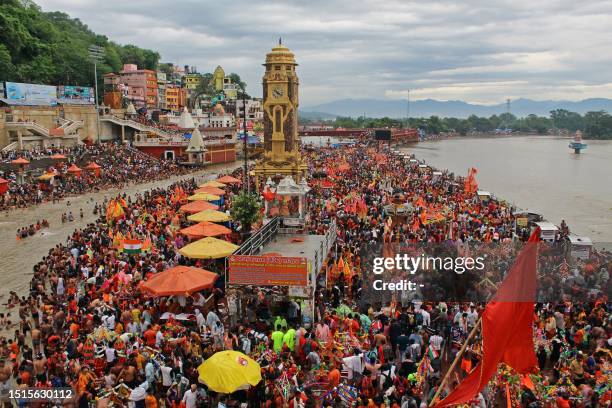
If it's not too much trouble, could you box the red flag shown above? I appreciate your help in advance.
[434,229,540,407]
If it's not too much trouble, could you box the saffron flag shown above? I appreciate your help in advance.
[434,229,540,407]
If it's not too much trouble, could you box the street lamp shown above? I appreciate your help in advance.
[239,86,250,193]
[88,45,105,144]
[406,89,410,128]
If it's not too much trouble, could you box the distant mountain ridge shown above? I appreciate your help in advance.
[301,98,612,119]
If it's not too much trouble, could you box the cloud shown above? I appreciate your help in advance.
[36,0,612,105]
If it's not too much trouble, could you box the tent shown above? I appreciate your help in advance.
[179,201,219,214]
[180,222,232,239]
[50,153,67,160]
[187,209,231,223]
[179,237,238,259]
[139,266,218,296]
[67,163,82,175]
[85,162,102,177]
[199,180,226,188]
[198,351,262,393]
[187,193,221,202]
[217,175,241,184]
[194,186,226,195]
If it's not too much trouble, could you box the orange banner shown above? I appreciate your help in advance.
[228,255,308,287]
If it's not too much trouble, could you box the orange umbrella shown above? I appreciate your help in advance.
[180,222,232,239]
[179,201,219,214]
[195,186,226,195]
[50,153,67,160]
[11,157,29,165]
[217,175,241,184]
[139,266,218,296]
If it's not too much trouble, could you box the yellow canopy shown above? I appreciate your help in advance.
[179,237,238,259]
[199,180,226,188]
[197,350,262,393]
[38,173,54,180]
[187,209,231,223]
[187,193,221,202]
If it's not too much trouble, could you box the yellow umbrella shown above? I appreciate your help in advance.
[197,350,262,393]
[199,180,226,188]
[187,209,231,223]
[179,237,238,259]
[38,173,55,180]
[187,193,221,201]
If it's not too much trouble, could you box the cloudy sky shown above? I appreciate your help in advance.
[37,0,612,106]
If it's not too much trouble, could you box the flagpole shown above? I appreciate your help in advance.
[429,317,482,407]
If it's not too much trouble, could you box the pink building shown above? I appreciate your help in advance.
[119,64,158,109]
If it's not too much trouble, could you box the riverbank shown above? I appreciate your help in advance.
[0,161,242,312]
[403,135,612,243]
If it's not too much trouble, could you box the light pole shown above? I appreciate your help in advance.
[406,89,410,128]
[88,45,105,144]
[240,87,250,193]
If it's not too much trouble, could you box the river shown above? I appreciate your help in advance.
[403,135,612,244]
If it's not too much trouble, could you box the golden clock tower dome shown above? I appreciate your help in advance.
[254,40,307,185]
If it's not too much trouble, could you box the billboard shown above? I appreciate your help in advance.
[375,129,392,141]
[58,85,94,102]
[4,82,57,103]
[228,255,308,287]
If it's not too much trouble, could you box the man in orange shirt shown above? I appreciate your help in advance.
[327,363,340,388]
[143,327,157,347]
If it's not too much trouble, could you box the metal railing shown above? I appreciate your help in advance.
[100,115,176,139]
[1,142,18,153]
[233,217,280,256]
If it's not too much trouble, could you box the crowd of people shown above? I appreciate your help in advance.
[15,220,50,240]
[0,142,608,407]
[0,143,190,211]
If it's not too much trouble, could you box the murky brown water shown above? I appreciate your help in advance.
[404,135,612,243]
[0,162,241,310]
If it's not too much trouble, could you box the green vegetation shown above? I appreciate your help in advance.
[0,0,160,94]
[308,109,612,139]
[230,192,261,233]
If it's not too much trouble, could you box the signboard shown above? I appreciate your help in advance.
[228,255,308,287]
[58,85,94,102]
[4,82,57,102]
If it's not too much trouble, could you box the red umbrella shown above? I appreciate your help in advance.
[139,266,218,296]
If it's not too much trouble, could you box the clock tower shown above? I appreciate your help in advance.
[254,40,307,185]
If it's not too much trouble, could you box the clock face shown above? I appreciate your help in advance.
[272,87,284,98]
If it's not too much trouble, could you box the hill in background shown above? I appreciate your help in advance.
[301,98,612,119]
[0,0,160,88]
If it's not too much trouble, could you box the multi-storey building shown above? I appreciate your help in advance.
[165,85,180,112]
[119,64,158,109]
[157,72,167,110]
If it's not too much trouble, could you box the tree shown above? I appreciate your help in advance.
[230,192,261,233]
[228,72,251,99]
[583,111,612,139]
